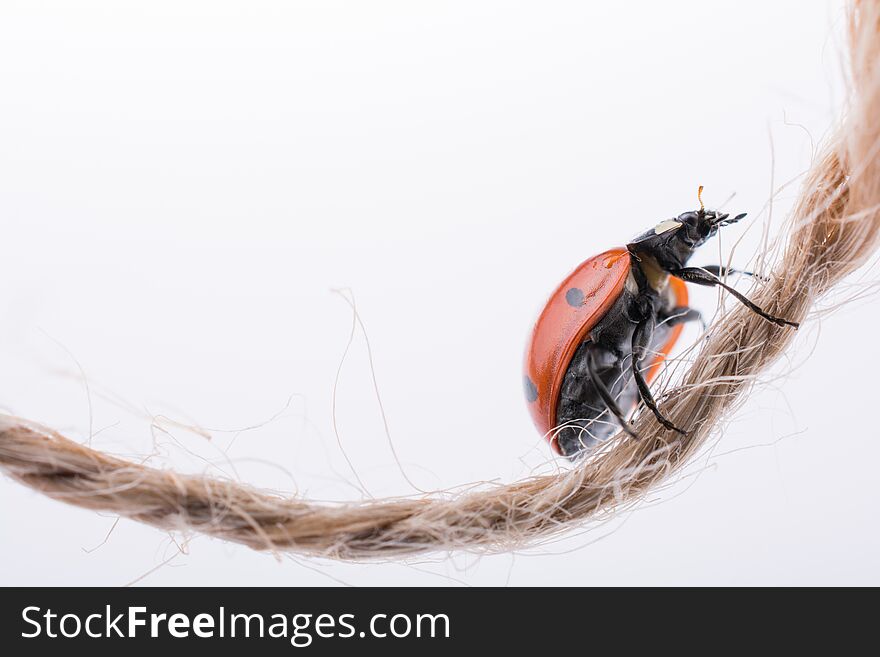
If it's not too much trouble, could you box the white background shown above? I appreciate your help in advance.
[2,0,877,586]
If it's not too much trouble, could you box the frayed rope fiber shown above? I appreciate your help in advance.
[2,0,880,560]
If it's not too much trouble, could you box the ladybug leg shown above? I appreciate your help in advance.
[586,349,639,440]
[632,318,689,435]
[700,265,765,281]
[670,267,799,328]
[662,305,704,330]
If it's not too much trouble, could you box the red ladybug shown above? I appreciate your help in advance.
[523,189,799,458]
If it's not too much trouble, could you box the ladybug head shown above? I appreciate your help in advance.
[627,188,746,270]
[675,207,746,248]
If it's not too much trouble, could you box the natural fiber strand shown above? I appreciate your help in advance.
[2,0,879,560]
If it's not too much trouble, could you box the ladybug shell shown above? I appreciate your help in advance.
[523,248,688,454]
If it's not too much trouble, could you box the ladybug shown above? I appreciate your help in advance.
[523,188,799,458]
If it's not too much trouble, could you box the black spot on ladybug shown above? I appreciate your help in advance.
[523,375,538,402]
[565,287,584,307]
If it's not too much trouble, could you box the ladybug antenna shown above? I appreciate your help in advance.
[697,185,705,212]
